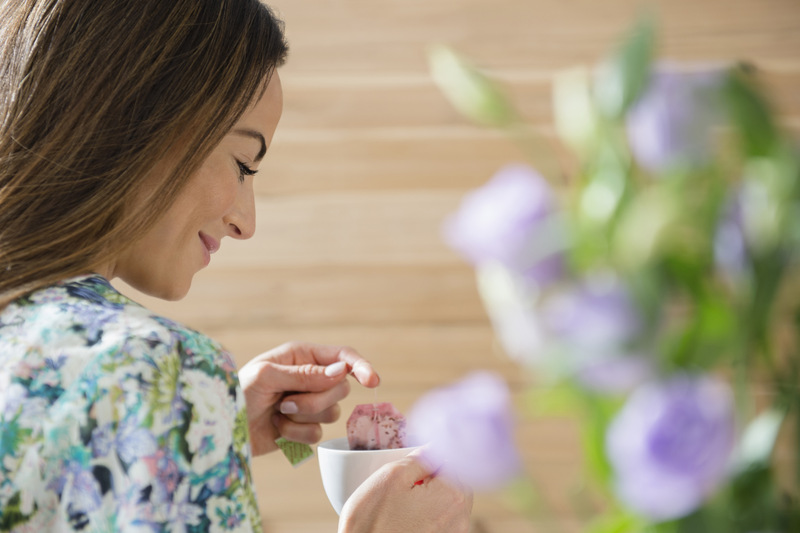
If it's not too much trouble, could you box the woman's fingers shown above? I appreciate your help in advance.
[269,342,381,389]
[279,379,350,418]
[280,402,342,425]
[271,379,350,443]
[272,415,323,444]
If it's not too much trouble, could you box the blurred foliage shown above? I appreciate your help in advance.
[431,14,800,532]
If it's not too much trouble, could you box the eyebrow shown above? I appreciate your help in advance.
[232,128,267,162]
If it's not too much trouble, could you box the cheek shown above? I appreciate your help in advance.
[193,165,238,217]
[210,182,238,217]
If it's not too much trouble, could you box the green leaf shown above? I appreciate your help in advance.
[578,393,622,485]
[695,295,737,356]
[428,45,517,128]
[553,67,601,155]
[587,509,646,533]
[723,65,779,159]
[523,384,582,417]
[594,13,657,118]
[613,185,677,269]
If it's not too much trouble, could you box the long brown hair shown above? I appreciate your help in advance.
[0,0,288,307]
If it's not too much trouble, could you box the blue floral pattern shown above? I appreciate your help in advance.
[0,275,261,531]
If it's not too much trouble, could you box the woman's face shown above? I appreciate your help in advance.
[104,73,284,300]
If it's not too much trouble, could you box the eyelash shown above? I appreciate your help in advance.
[236,160,257,183]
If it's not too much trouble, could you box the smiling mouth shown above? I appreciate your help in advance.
[199,232,220,266]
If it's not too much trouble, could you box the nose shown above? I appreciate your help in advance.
[224,181,256,240]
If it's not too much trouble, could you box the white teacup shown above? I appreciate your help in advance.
[317,437,421,515]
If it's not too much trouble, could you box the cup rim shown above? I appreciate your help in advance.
[317,436,420,454]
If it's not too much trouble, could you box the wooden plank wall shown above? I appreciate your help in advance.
[117,0,800,531]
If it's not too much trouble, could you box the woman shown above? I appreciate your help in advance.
[0,0,472,531]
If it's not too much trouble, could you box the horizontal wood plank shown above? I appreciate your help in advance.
[275,0,800,73]
[260,67,800,196]
[259,129,561,196]
[276,71,800,132]
[201,191,464,269]
[114,264,487,330]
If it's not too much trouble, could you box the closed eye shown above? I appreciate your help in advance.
[237,160,257,183]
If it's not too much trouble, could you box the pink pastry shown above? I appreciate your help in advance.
[346,402,407,450]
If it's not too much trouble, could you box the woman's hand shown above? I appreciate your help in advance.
[338,450,473,533]
[238,341,380,456]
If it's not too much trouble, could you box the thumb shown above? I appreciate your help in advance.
[395,448,440,484]
[261,360,350,393]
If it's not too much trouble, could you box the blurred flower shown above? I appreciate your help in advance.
[430,18,797,530]
[540,277,651,392]
[572,355,652,394]
[443,164,566,286]
[606,375,736,521]
[408,371,521,491]
[626,64,726,173]
[543,277,639,347]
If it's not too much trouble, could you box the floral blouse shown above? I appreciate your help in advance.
[0,275,261,532]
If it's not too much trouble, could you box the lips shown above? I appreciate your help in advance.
[199,232,220,266]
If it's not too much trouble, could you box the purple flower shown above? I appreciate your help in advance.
[574,356,653,394]
[408,372,521,491]
[443,164,565,286]
[541,278,650,392]
[606,374,736,521]
[543,278,639,346]
[626,64,726,173]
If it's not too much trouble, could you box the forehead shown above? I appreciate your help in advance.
[236,72,283,133]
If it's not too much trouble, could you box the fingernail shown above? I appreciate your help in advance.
[324,361,347,377]
[280,401,298,414]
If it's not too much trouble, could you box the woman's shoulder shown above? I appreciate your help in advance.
[0,274,237,395]
[0,276,259,531]
[1,274,226,356]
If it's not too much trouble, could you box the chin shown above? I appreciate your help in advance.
[158,286,192,301]
[123,273,193,302]
[155,279,193,301]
